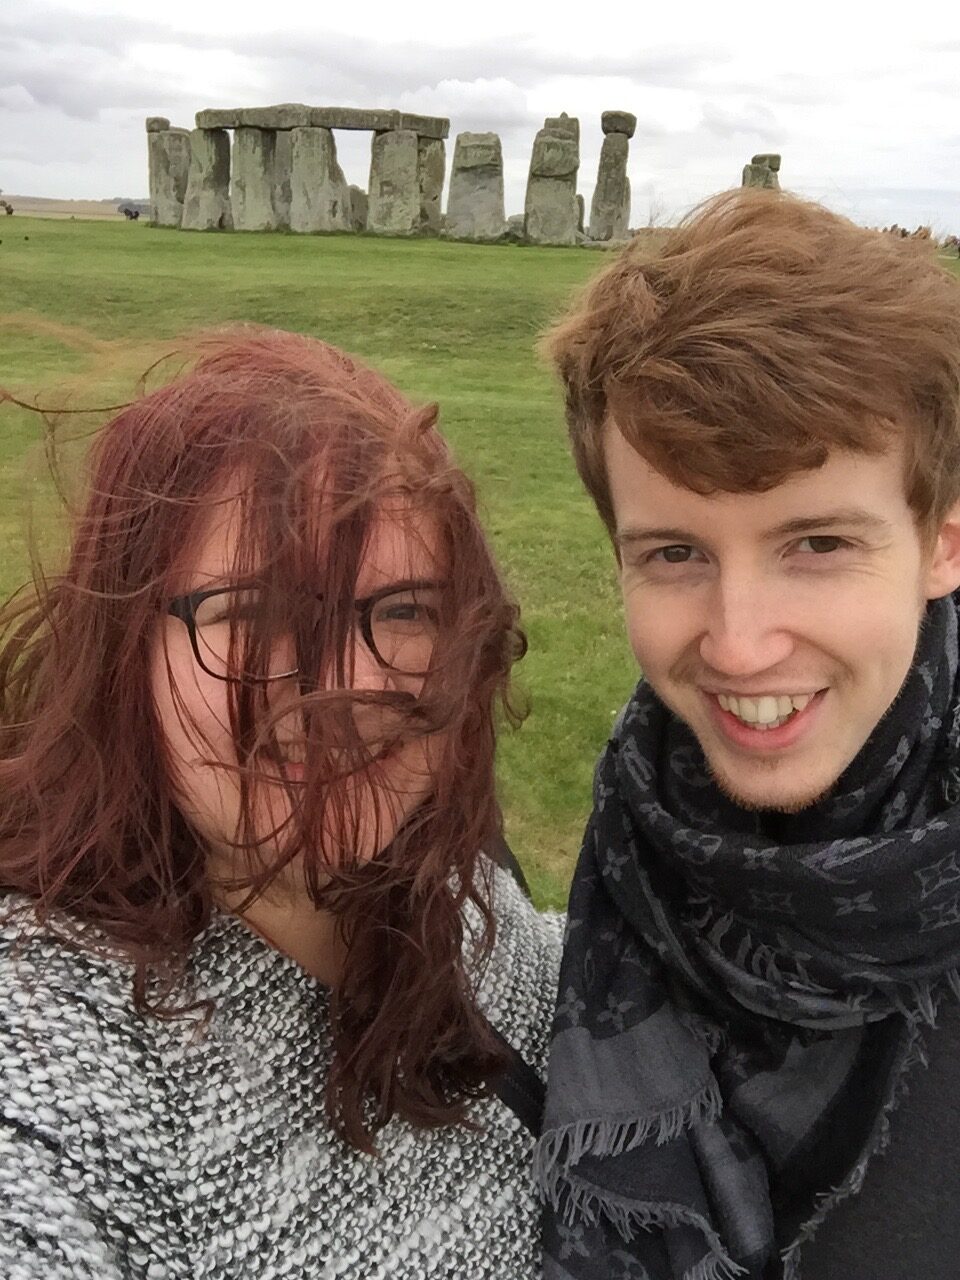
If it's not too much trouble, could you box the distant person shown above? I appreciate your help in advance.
[538,191,960,1279]
[0,329,559,1278]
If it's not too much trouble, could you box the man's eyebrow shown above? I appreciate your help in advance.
[614,509,892,551]
[762,509,893,539]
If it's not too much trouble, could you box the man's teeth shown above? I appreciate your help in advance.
[717,692,813,729]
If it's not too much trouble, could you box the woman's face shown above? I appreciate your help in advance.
[149,488,446,878]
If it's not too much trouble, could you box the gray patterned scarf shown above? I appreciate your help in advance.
[539,593,960,1280]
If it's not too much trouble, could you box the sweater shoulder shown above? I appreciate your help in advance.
[474,862,563,1076]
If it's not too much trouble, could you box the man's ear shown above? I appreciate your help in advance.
[925,500,960,599]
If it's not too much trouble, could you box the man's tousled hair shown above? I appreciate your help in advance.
[545,188,960,541]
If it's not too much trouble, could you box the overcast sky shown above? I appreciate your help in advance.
[3,0,959,231]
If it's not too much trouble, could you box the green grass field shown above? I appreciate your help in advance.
[0,217,639,907]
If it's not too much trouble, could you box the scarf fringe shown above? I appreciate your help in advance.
[534,1076,723,1186]
[780,1018,927,1280]
[553,1173,745,1280]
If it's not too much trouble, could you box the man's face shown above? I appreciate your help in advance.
[605,427,960,812]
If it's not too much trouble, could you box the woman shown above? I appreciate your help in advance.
[0,329,561,1278]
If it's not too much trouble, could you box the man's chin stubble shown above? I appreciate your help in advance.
[705,756,834,814]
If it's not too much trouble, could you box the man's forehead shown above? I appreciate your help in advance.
[603,424,908,539]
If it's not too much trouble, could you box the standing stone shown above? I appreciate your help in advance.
[181,128,233,231]
[367,130,419,236]
[523,114,580,246]
[417,137,445,235]
[577,194,585,234]
[147,126,191,227]
[349,185,368,232]
[273,130,293,230]
[589,133,631,241]
[289,127,351,233]
[742,153,781,190]
[231,128,279,231]
[445,132,505,241]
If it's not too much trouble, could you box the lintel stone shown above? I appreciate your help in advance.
[195,105,449,139]
[146,117,171,132]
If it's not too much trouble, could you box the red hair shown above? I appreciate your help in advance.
[0,328,525,1150]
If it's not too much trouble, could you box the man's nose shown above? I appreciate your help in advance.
[697,573,795,676]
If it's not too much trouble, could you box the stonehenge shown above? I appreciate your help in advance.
[145,103,651,247]
[146,118,192,228]
[445,132,505,241]
[289,128,351,234]
[367,130,421,235]
[588,111,636,242]
[742,153,781,190]
[524,113,580,246]
[181,128,232,231]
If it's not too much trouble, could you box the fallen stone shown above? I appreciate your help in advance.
[349,185,368,232]
[417,137,445,235]
[289,127,351,233]
[195,106,449,139]
[524,115,580,246]
[181,128,233,231]
[601,111,637,138]
[589,131,630,241]
[231,127,279,231]
[147,128,191,227]
[367,130,420,235]
[445,132,505,241]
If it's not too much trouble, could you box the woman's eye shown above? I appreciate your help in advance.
[797,535,846,554]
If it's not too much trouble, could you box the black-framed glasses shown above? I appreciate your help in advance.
[166,580,443,683]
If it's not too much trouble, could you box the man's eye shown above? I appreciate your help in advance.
[652,545,695,564]
[797,535,846,554]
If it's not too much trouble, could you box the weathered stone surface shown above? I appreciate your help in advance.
[524,115,580,246]
[445,132,505,241]
[272,130,293,229]
[231,127,278,231]
[147,128,191,227]
[741,153,781,190]
[367,130,419,235]
[195,106,449,139]
[289,127,351,233]
[417,137,445,235]
[349,185,368,232]
[543,112,579,142]
[145,117,170,133]
[181,128,233,231]
[589,131,630,242]
[504,213,525,243]
[601,110,637,138]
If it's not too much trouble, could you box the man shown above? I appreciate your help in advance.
[537,191,960,1280]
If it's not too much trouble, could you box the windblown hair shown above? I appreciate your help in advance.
[545,188,960,541]
[0,328,526,1150]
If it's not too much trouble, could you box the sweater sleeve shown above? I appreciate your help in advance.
[0,1119,125,1280]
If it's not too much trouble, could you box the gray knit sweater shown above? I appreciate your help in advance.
[0,866,562,1279]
